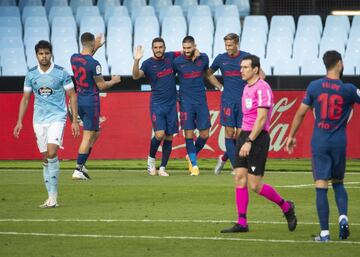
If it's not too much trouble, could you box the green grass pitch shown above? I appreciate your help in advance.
[0,159,359,257]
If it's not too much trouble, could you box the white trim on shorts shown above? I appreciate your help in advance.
[33,121,66,153]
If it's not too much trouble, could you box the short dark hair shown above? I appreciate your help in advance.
[152,37,165,47]
[80,32,95,45]
[223,33,239,44]
[182,35,195,44]
[35,40,52,54]
[322,50,342,70]
[242,55,261,73]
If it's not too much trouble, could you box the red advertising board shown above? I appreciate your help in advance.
[1,91,360,160]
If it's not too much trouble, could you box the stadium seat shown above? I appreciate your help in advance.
[0,17,23,35]
[24,26,50,45]
[123,0,146,14]
[266,39,293,66]
[149,0,172,14]
[225,0,250,16]
[325,15,350,33]
[159,5,184,25]
[174,0,198,16]
[22,6,46,24]
[52,16,77,38]
[273,59,299,75]
[356,61,360,75]
[104,6,129,25]
[0,6,20,17]
[44,0,68,14]
[24,16,49,31]
[301,58,326,75]
[2,65,28,76]
[200,0,223,15]
[161,16,187,51]
[292,39,318,66]
[295,26,321,45]
[0,37,24,52]
[213,16,241,56]
[342,58,355,75]
[189,16,214,57]
[76,6,101,27]
[107,16,133,36]
[48,6,73,25]
[319,37,345,57]
[1,49,28,76]
[134,17,160,59]
[322,25,348,45]
[243,15,268,34]
[297,15,322,34]
[79,16,106,38]
[54,56,74,75]
[187,5,212,23]
[260,58,272,75]
[0,27,22,40]
[18,0,42,12]
[110,54,134,76]
[241,27,267,47]
[0,0,16,6]
[352,15,360,28]
[131,6,156,23]
[97,0,120,15]
[107,34,132,60]
[70,0,93,15]
[214,5,239,24]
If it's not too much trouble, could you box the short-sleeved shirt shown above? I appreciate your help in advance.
[140,51,181,105]
[241,79,273,131]
[303,77,360,147]
[210,51,250,103]
[24,63,74,124]
[70,53,102,106]
[173,53,209,105]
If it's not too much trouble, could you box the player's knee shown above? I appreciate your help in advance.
[46,151,57,159]
[234,172,247,186]
[249,182,260,193]
[154,132,165,141]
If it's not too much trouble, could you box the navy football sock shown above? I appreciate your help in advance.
[76,153,88,168]
[195,137,208,154]
[185,138,197,166]
[160,140,172,167]
[225,138,236,167]
[332,182,348,216]
[149,137,161,158]
[316,188,329,230]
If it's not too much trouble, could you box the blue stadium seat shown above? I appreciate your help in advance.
[174,0,198,16]
[22,6,46,24]
[292,39,318,66]
[0,0,16,6]
[0,6,20,17]
[214,5,239,25]
[270,15,295,35]
[241,26,267,47]
[259,58,272,75]
[352,15,360,28]
[108,16,133,36]
[110,54,134,76]
[48,6,73,25]
[1,48,28,76]
[76,6,101,26]
[104,6,129,25]
[52,16,77,38]
[189,16,214,57]
[319,37,345,57]
[0,27,22,40]
[159,5,183,25]
[213,16,241,56]
[200,0,223,15]
[297,15,322,34]
[243,15,268,34]
[24,16,49,31]
[0,37,24,52]
[187,5,212,23]
[149,0,172,14]
[2,65,28,76]
[161,16,187,51]
[225,0,250,16]
[134,16,160,59]
[295,26,321,45]
[342,57,355,75]
[123,0,146,14]
[266,38,293,66]
[0,17,23,35]
[273,59,299,75]
[356,60,360,75]
[322,25,348,45]
[93,47,109,75]
[131,6,156,23]
[301,58,326,75]
[19,0,42,12]
[44,0,68,14]
[70,0,93,15]
[79,16,106,38]
[325,15,350,34]
[97,0,120,15]
[107,34,132,61]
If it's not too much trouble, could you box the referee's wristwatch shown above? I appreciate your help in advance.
[245,137,254,144]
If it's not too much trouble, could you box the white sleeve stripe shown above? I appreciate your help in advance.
[267,89,271,106]
[24,86,32,92]
[257,89,262,106]
[63,82,74,90]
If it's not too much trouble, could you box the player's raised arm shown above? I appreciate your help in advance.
[132,45,145,80]
[66,88,80,138]
[92,33,105,56]
[94,75,121,91]
[285,103,310,154]
[13,91,31,138]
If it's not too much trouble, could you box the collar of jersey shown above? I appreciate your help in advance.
[37,62,54,74]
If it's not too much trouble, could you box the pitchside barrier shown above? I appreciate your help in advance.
[1,76,359,160]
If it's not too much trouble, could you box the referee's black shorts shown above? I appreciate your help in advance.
[233,130,270,176]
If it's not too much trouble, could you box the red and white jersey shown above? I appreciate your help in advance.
[241,78,273,131]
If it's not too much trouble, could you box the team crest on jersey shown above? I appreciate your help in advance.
[245,98,252,109]
[165,58,171,64]
[195,60,203,67]
[38,86,53,97]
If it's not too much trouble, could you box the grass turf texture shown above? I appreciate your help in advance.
[0,159,359,257]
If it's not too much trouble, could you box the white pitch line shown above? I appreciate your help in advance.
[276,181,360,188]
[0,231,359,245]
[0,218,359,226]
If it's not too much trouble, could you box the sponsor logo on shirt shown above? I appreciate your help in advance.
[224,70,241,76]
[183,71,202,79]
[38,86,53,97]
[156,68,173,78]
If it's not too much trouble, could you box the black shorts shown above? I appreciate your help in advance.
[233,130,270,176]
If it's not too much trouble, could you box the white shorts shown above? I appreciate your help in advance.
[33,121,66,153]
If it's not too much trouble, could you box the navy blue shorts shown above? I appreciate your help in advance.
[78,104,100,131]
[311,145,346,181]
[150,103,179,135]
[180,103,211,130]
[220,101,243,128]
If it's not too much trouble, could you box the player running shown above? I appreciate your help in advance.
[71,32,120,180]
[286,50,359,241]
[13,40,80,208]
[132,37,181,176]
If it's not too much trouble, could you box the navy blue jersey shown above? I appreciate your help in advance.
[210,51,250,103]
[303,77,360,147]
[140,51,180,105]
[70,53,102,106]
[173,53,209,104]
